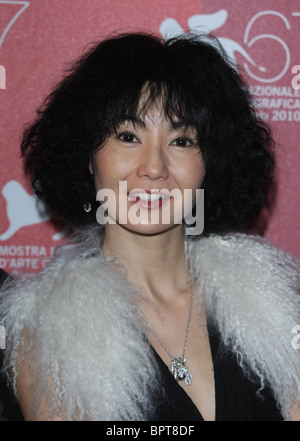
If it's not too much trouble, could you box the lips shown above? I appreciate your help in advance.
[128,189,170,209]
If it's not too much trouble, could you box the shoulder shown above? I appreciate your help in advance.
[0,226,131,384]
[0,226,108,319]
[192,232,300,330]
[191,230,299,313]
[0,239,134,343]
[0,228,154,420]
[192,232,299,287]
[194,231,299,263]
[191,233,300,419]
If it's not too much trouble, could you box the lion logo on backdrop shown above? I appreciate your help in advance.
[0,180,63,241]
[160,9,292,83]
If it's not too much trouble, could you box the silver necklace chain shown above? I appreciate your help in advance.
[143,285,195,386]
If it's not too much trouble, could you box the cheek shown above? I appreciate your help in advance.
[92,166,105,192]
[193,156,206,187]
[92,149,134,192]
[179,159,206,190]
[91,153,115,191]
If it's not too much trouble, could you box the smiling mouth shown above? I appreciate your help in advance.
[128,190,170,209]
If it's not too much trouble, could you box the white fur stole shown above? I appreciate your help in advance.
[0,228,299,420]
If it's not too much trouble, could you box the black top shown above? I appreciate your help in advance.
[0,268,10,287]
[150,324,283,421]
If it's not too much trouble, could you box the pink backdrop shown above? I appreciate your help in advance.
[0,0,299,275]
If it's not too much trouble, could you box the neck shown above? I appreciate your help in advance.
[101,224,189,302]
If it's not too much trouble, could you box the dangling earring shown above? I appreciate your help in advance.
[83,202,92,213]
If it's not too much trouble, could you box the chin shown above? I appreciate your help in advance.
[120,222,181,237]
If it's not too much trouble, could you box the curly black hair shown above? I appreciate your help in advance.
[21,31,274,236]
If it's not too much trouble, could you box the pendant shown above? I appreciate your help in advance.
[170,357,193,385]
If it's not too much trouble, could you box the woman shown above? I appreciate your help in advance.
[0,32,299,421]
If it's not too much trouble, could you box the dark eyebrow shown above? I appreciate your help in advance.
[116,116,196,134]
[169,120,196,132]
[118,115,146,128]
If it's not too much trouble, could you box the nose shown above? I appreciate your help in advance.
[137,142,169,180]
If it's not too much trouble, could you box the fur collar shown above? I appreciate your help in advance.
[1,228,299,420]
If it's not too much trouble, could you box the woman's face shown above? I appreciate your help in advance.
[90,105,205,236]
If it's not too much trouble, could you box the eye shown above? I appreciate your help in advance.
[171,137,195,147]
[117,131,139,143]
